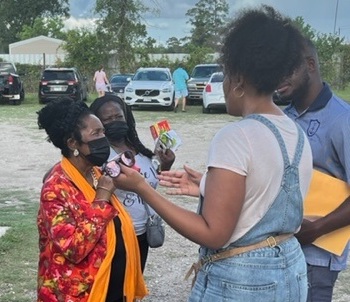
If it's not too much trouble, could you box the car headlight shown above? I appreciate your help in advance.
[161,87,172,93]
[125,87,134,92]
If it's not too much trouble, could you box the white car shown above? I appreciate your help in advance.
[124,67,175,109]
[202,72,226,113]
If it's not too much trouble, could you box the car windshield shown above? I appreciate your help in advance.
[211,73,224,83]
[191,66,221,78]
[111,75,131,84]
[43,71,76,81]
[134,70,170,81]
[0,63,16,73]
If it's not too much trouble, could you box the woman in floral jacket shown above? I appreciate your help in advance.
[37,98,147,302]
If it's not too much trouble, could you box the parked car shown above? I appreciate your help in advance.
[124,67,174,109]
[202,72,226,114]
[38,67,88,104]
[187,63,221,103]
[0,62,25,105]
[109,73,133,99]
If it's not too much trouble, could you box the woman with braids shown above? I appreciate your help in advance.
[90,94,175,272]
[36,98,147,302]
[111,5,313,302]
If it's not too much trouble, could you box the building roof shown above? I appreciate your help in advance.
[9,35,64,48]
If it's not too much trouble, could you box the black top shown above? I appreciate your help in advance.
[105,216,126,302]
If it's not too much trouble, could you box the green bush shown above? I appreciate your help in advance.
[16,64,43,94]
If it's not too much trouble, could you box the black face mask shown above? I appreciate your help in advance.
[83,137,110,166]
[104,121,129,141]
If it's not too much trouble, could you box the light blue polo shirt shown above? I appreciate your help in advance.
[172,67,189,91]
[284,83,350,271]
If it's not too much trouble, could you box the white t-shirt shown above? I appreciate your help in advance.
[199,114,313,246]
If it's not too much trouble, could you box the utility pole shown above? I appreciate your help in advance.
[333,0,339,34]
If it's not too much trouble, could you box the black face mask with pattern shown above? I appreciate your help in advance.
[83,137,110,166]
[104,121,129,141]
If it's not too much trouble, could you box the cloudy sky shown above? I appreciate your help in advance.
[68,0,350,44]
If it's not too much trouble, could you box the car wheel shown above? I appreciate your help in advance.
[202,105,210,114]
[167,93,175,111]
[39,95,45,104]
[167,102,175,111]
[10,99,20,105]
[187,98,195,106]
[20,89,25,103]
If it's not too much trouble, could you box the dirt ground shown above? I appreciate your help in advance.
[1,109,350,301]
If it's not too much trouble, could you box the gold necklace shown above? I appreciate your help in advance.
[90,169,98,189]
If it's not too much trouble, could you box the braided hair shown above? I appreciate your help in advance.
[37,98,91,157]
[90,94,154,159]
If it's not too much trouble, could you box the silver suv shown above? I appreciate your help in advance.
[187,64,221,103]
[124,67,174,109]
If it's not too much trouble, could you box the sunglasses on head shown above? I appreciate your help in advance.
[102,150,136,177]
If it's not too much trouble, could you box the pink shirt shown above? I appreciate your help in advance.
[94,70,107,84]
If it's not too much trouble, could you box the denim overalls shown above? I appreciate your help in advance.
[189,115,308,302]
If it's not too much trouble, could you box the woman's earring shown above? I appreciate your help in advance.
[73,149,79,157]
[233,86,245,98]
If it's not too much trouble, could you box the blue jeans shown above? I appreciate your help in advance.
[189,237,307,302]
[306,264,339,302]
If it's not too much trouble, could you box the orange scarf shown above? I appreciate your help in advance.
[61,157,148,302]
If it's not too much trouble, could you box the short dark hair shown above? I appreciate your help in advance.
[221,5,305,94]
[302,37,319,60]
[37,98,91,157]
[90,94,154,158]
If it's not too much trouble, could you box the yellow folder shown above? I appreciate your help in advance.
[304,169,350,256]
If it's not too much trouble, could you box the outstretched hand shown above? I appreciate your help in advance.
[158,165,202,197]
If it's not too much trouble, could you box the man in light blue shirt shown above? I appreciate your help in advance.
[278,38,350,302]
[172,63,189,112]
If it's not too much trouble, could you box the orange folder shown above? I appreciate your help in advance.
[304,169,350,256]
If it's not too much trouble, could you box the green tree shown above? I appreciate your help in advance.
[186,0,229,50]
[166,37,183,53]
[292,16,317,40]
[292,16,346,88]
[185,45,216,73]
[62,28,108,88]
[94,0,150,73]
[314,33,344,88]
[0,0,69,51]
[340,44,350,89]
[133,36,157,71]
[19,17,67,40]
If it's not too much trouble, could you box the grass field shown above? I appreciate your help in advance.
[0,191,38,302]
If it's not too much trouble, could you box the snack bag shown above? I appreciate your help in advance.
[150,120,182,152]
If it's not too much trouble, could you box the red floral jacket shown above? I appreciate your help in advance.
[37,164,117,302]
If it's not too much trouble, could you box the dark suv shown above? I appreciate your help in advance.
[0,62,25,105]
[38,67,88,104]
